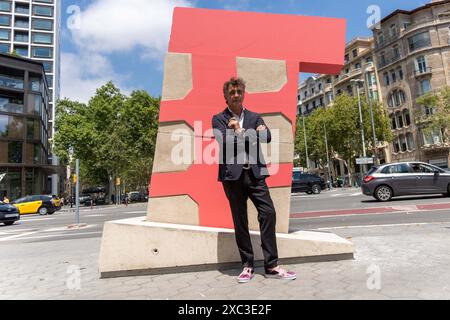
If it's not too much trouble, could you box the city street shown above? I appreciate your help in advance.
[2,193,450,300]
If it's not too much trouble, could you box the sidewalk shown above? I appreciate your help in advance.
[1,221,450,299]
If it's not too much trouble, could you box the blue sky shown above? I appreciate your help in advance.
[60,0,432,102]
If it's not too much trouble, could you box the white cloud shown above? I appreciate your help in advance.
[60,52,131,103]
[71,0,194,57]
[61,0,194,102]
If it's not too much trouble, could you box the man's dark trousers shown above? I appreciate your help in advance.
[222,168,278,271]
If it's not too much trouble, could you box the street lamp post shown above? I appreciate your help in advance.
[324,123,333,189]
[302,114,309,171]
[351,79,367,180]
[364,72,379,165]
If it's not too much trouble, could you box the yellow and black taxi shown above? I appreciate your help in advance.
[11,195,62,215]
[0,200,20,225]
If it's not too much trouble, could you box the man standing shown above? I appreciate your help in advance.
[212,77,296,283]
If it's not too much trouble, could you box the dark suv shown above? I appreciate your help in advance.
[292,172,327,194]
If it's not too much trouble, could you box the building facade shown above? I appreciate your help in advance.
[297,37,388,177]
[373,0,450,169]
[0,0,61,192]
[0,53,53,200]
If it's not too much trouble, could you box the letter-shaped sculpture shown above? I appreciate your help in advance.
[148,7,346,232]
[99,8,353,277]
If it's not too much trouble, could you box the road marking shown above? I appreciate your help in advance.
[0,231,40,242]
[0,231,103,242]
[351,192,362,196]
[20,217,56,221]
[124,211,147,214]
[316,221,449,230]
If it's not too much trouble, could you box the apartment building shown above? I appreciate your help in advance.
[373,0,450,169]
[0,0,61,192]
[0,53,52,199]
[297,37,388,176]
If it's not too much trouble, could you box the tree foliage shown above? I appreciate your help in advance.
[416,86,450,144]
[54,82,160,193]
[295,93,392,177]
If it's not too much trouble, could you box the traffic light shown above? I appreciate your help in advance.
[73,174,77,184]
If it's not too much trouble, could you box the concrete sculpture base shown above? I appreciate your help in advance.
[99,217,354,278]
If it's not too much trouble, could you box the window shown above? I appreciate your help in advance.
[14,17,29,28]
[32,46,52,58]
[406,133,415,150]
[0,28,9,40]
[0,14,10,26]
[14,45,28,57]
[344,54,349,63]
[0,94,24,113]
[14,31,29,42]
[8,142,23,163]
[403,110,411,126]
[32,32,52,44]
[46,75,52,88]
[15,3,29,14]
[397,67,404,80]
[352,49,358,58]
[380,52,386,67]
[424,105,434,116]
[40,61,52,73]
[326,78,331,84]
[392,45,400,59]
[381,164,410,174]
[378,32,385,46]
[355,63,361,70]
[0,1,10,12]
[384,72,390,86]
[33,5,53,17]
[29,77,41,92]
[411,163,439,173]
[5,116,23,139]
[366,56,373,63]
[345,68,349,74]
[0,43,9,53]
[35,0,53,3]
[399,135,407,152]
[390,70,396,83]
[423,129,442,145]
[32,18,52,30]
[391,115,397,130]
[416,55,428,73]
[319,97,323,106]
[318,83,322,91]
[419,79,431,95]
[396,112,403,128]
[390,24,397,38]
[393,139,400,153]
[408,32,431,52]
[388,90,406,108]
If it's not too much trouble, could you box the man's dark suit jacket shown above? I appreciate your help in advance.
[212,107,271,181]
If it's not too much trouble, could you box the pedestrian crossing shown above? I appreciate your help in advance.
[0,224,99,243]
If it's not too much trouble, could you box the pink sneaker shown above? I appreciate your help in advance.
[237,267,254,283]
[265,266,297,280]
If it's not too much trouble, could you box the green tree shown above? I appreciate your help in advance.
[416,86,450,144]
[295,93,392,184]
[54,82,160,198]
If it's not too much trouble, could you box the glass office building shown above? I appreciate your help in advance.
[0,53,54,200]
[0,0,61,195]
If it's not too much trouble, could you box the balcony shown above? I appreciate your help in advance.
[377,54,402,69]
[0,75,24,90]
[414,67,432,77]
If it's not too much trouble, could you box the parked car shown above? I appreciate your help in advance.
[362,161,450,202]
[128,191,147,202]
[79,194,93,206]
[11,195,61,215]
[291,172,327,194]
[0,200,20,225]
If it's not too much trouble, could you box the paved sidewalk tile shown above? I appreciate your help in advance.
[1,222,450,300]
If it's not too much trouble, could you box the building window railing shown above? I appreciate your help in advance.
[0,74,24,89]
[414,67,432,76]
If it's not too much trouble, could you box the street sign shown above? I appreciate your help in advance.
[356,157,374,165]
